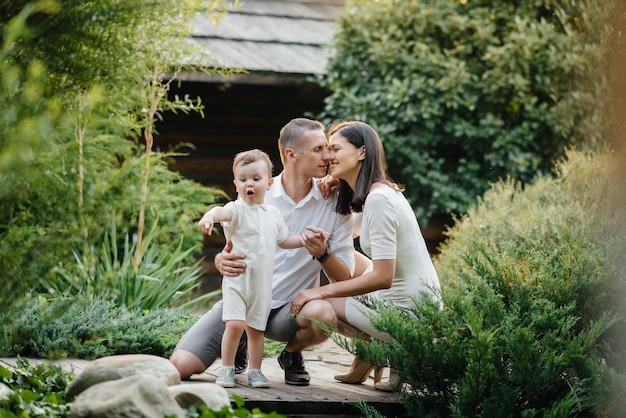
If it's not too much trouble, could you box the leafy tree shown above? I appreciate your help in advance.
[0,2,65,189]
[0,0,232,311]
[318,0,625,224]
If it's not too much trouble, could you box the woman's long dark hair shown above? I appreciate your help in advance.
[329,121,402,215]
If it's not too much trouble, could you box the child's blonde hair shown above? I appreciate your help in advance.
[232,149,274,178]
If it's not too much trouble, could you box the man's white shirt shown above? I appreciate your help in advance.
[265,173,355,309]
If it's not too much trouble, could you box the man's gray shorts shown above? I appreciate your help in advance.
[175,300,300,367]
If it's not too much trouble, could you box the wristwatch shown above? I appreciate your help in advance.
[313,241,331,263]
[315,248,330,263]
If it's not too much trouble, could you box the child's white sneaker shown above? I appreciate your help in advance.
[216,366,235,388]
[247,369,270,388]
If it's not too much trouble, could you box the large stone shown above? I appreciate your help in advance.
[69,374,185,418]
[168,383,230,410]
[65,354,180,399]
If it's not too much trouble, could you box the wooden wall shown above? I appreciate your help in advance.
[154,78,328,198]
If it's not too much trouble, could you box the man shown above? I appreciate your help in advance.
[169,118,355,385]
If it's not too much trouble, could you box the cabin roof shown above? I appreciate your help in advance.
[189,0,345,77]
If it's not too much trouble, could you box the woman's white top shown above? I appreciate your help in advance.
[358,185,442,309]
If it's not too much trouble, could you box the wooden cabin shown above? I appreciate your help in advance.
[154,0,345,195]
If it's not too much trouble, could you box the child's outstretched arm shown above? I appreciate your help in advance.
[198,206,233,236]
[279,227,329,250]
[279,234,305,249]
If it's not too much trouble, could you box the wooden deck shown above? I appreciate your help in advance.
[1,340,405,417]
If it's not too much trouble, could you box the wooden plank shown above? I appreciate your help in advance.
[167,158,234,175]
[192,354,404,416]
[189,340,401,405]
[163,82,328,108]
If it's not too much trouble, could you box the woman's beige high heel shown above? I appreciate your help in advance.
[334,358,383,384]
[374,368,404,392]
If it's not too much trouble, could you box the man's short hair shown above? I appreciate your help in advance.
[278,118,325,164]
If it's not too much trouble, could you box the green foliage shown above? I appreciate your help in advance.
[0,0,231,312]
[50,221,221,311]
[1,0,232,92]
[0,296,283,363]
[188,395,286,418]
[318,0,625,224]
[352,401,387,418]
[0,358,72,417]
[0,120,225,313]
[0,2,66,188]
[0,296,200,359]
[262,339,287,358]
[334,150,626,417]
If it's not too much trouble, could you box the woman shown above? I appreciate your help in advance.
[290,121,442,391]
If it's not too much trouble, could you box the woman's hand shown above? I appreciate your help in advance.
[315,175,339,199]
[215,240,247,277]
[290,288,324,316]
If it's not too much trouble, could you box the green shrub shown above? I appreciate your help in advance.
[0,296,200,359]
[335,150,626,417]
[437,149,626,335]
[0,296,290,361]
[318,0,624,224]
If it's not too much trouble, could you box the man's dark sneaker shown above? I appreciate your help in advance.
[277,349,310,386]
[234,343,248,374]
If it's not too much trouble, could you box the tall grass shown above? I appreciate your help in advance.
[51,221,220,311]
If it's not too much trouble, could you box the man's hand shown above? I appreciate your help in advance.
[215,240,246,277]
[302,226,328,259]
